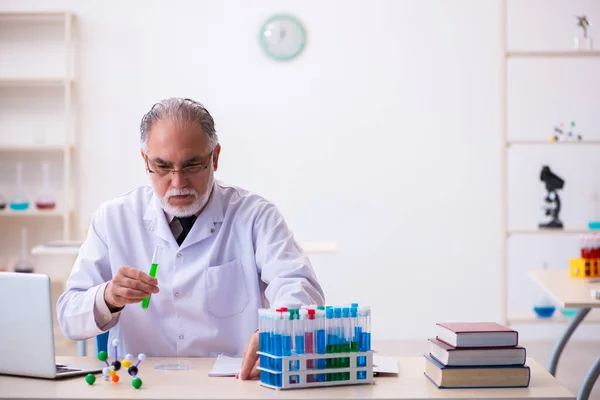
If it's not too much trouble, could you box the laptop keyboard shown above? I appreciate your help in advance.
[56,365,81,374]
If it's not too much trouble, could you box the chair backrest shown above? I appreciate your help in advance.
[96,332,109,354]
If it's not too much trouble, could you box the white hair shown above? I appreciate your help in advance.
[140,97,218,153]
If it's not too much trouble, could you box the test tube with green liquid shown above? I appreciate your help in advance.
[141,245,162,309]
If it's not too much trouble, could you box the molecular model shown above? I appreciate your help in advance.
[550,121,582,142]
[85,339,146,389]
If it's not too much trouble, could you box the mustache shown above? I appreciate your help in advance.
[165,188,198,198]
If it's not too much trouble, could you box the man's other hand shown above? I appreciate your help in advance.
[238,330,260,380]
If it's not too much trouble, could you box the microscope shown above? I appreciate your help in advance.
[539,165,565,229]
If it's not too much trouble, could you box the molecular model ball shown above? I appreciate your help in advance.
[85,339,145,389]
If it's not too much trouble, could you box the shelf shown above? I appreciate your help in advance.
[507,140,600,147]
[0,11,72,20]
[507,51,600,58]
[31,240,82,256]
[0,209,67,217]
[0,78,72,88]
[0,144,72,152]
[29,241,338,255]
[508,228,594,236]
[507,311,600,324]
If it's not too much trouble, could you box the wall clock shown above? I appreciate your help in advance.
[259,14,306,61]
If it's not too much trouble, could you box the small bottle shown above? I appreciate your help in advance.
[35,161,57,210]
[14,228,35,273]
[0,191,6,210]
[9,162,30,211]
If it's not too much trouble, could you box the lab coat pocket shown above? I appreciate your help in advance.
[205,259,249,318]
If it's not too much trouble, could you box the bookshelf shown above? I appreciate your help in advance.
[499,2,600,326]
[0,11,76,242]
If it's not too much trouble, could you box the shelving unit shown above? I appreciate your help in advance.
[507,228,595,236]
[29,241,339,257]
[0,11,76,243]
[499,2,599,326]
[508,311,600,324]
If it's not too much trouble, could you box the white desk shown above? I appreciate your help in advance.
[0,355,574,400]
[529,270,600,400]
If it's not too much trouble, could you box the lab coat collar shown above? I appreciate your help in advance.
[143,182,224,248]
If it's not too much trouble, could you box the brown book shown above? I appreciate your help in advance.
[429,338,526,366]
[435,322,518,348]
[424,354,530,389]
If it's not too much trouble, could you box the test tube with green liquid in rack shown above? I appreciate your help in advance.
[142,245,162,309]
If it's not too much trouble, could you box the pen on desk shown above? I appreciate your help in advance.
[141,245,162,309]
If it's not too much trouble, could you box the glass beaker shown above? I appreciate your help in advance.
[9,162,30,211]
[35,161,56,210]
[14,228,34,273]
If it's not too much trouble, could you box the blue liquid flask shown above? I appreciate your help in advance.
[9,162,30,211]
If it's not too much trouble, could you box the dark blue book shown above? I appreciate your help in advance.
[424,354,530,389]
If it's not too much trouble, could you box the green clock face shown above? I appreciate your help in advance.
[259,15,306,61]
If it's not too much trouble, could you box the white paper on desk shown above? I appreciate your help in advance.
[373,354,399,374]
[208,354,242,377]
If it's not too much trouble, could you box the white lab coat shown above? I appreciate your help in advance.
[57,181,325,358]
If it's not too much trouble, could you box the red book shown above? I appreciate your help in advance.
[435,322,518,348]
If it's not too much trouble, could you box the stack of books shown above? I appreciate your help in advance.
[424,322,530,389]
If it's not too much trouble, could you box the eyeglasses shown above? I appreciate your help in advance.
[145,150,214,178]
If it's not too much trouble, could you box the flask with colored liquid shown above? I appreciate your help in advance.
[9,162,30,211]
[14,228,35,273]
[533,263,556,318]
[35,161,57,210]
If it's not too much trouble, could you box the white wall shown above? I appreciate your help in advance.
[1,0,599,341]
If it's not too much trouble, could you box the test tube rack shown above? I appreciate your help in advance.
[570,234,600,278]
[257,350,374,390]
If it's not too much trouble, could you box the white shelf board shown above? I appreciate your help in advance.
[30,241,338,255]
[0,144,71,152]
[0,78,71,88]
[507,140,600,146]
[507,51,600,58]
[32,240,82,256]
[508,228,594,236]
[507,311,600,324]
[0,11,71,19]
[0,209,67,217]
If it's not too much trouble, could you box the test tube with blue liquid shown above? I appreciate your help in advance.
[358,306,371,380]
[316,307,326,382]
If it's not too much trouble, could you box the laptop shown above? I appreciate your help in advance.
[0,272,102,379]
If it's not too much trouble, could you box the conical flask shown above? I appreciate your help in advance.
[9,162,30,211]
[35,161,56,210]
[533,263,556,318]
[14,228,34,273]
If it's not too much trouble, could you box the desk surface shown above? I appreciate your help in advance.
[529,270,600,308]
[1,355,574,400]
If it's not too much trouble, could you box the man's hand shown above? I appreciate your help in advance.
[104,266,159,311]
[238,330,260,380]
